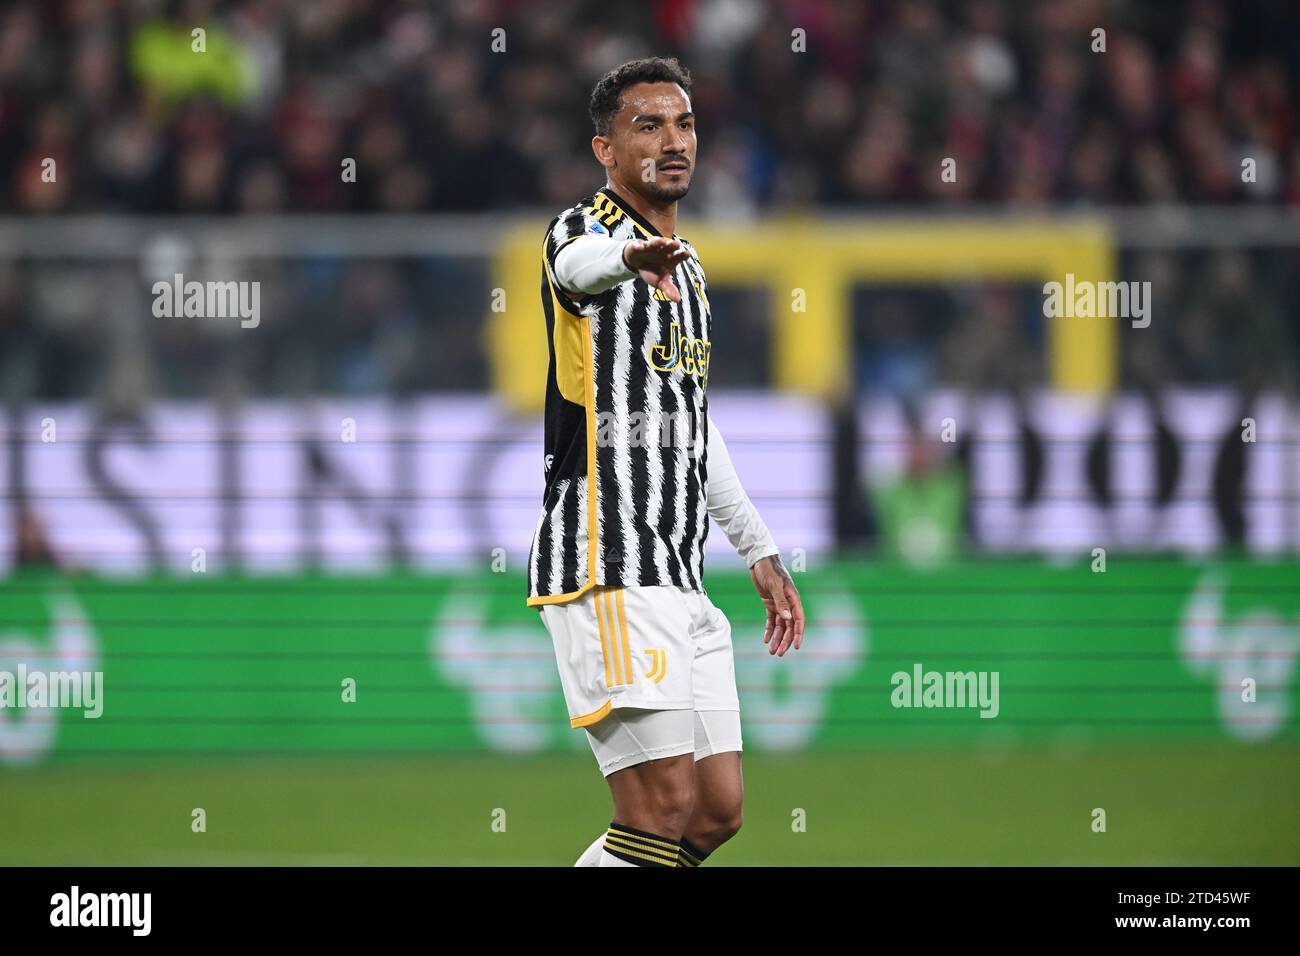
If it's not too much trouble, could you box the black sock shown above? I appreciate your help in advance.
[603,822,680,867]
[677,837,711,867]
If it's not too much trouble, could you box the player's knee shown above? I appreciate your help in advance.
[708,805,743,844]
[726,807,744,841]
[688,798,742,847]
[645,779,695,834]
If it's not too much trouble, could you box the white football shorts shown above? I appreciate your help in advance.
[584,707,743,777]
[537,584,743,774]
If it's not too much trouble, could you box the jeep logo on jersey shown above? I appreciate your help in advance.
[648,320,710,383]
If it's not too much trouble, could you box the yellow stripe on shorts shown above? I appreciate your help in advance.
[594,586,613,687]
[601,588,624,685]
[615,587,634,685]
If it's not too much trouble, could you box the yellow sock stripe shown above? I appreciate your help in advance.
[594,587,613,688]
[603,834,679,865]
[615,587,633,684]
[607,827,681,852]
[604,832,679,861]
[602,588,624,685]
[678,846,703,866]
[603,842,677,867]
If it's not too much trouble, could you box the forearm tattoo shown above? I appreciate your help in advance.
[768,553,794,589]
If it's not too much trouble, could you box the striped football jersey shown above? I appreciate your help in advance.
[527,184,713,605]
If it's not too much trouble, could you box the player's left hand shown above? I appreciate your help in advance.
[749,554,804,656]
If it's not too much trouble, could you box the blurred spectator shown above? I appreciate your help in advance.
[867,403,966,567]
[14,508,60,570]
[0,0,1295,402]
[0,0,1295,214]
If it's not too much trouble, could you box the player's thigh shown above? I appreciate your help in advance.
[691,746,743,825]
[585,706,696,778]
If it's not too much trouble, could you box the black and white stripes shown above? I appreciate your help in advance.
[527,185,712,605]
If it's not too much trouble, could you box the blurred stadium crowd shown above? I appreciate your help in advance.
[0,0,1297,568]
[0,0,1296,404]
[2,0,1297,212]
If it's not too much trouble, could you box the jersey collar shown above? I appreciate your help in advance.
[598,185,677,240]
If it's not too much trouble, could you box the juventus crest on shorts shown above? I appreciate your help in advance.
[527,185,713,605]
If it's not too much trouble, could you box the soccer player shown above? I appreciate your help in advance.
[527,57,805,868]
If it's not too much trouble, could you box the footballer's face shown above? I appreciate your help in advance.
[599,81,696,203]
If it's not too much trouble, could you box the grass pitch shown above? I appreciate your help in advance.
[2,745,1295,866]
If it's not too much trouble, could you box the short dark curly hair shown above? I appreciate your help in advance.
[588,57,693,137]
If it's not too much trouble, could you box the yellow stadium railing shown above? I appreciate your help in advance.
[489,216,1116,412]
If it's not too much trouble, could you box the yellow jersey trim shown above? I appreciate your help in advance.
[526,579,595,607]
[543,234,585,319]
[569,699,612,728]
[581,313,598,598]
[596,189,656,239]
[527,292,600,607]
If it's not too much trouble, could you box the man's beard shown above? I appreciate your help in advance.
[644,178,691,202]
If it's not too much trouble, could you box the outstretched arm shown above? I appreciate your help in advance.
[707,414,805,656]
[554,235,691,301]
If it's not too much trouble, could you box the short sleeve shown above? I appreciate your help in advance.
[545,204,616,281]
